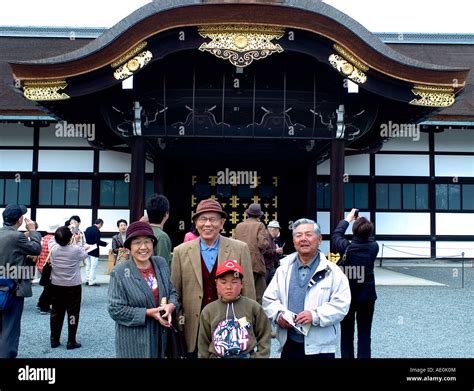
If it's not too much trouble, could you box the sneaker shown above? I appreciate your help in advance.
[88,283,101,287]
[39,309,51,315]
[67,342,82,350]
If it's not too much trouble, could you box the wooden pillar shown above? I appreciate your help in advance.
[30,124,40,221]
[153,156,165,195]
[130,137,145,222]
[306,158,317,221]
[330,138,345,251]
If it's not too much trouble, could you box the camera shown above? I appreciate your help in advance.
[354,209,359,218]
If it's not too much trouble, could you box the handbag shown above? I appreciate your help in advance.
[39,246,56,287]
[39,263,52,286]
[166,321,187,359]
[337,245,351,266]
[0,278,17,311]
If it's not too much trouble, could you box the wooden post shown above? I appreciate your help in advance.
[330,138,345,251]
[153,157,165,195]
[130,137,145,222]
[306,158,317,221]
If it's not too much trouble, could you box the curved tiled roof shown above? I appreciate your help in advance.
[13,0,464,73]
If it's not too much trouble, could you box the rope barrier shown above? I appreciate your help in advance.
[382,245,429,257]
[378,244,474,251]
[379,245,466,288]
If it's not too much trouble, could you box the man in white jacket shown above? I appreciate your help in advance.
[262,218,351,358]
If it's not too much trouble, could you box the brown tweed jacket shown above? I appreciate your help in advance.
[171,235,256,353]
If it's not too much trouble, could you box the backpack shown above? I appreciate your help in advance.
[0,278,17,311]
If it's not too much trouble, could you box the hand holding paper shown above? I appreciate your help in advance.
[281,310,311,336]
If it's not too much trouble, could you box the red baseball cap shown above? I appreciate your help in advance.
[215,260,244,279]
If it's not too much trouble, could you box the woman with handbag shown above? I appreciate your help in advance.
[107,221,179,358]
[331,208,379,358]
[36,224,58,314]
[49,226,88,350]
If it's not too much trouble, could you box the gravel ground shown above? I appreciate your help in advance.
[17,266,474,358]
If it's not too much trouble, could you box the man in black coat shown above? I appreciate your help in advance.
[84,219,108,286]
[332,208,379,358]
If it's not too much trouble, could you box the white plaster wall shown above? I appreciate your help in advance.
[38,150,94,172]
[96,209,130,232]
[377,241,431,258]
[0,150,33,171]
[435,156,474,177]
[35,208,93,232]
[436,242,474,258]
[375,155,429,176]
[436,213,474,235]
[39,123,92,147]
[317,154,370,176]
[435,128,474,152]
[99,151,131,173]
[381,132,429,151]
[0,124,34,146]
[375,212,430,235]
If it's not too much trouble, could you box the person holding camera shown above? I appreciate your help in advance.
[331,208,379,358]
[49,226,88,350]
[0,205,42,358]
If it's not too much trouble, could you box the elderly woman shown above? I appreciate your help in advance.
[108,221,178,358]
[49,226,88,350]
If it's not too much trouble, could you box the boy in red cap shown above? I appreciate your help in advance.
[197,260,271,358]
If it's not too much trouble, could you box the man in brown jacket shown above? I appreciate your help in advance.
[234,204,272,304]
[171,199,256,357]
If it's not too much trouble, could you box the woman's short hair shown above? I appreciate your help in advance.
[352,217,374,241]
[55,226,73,246]
[117,219,128,228]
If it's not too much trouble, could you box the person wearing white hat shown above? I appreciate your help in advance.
[267,221,285,253]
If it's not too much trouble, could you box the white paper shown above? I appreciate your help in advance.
[85,243,98,253]
[282,311,311,336]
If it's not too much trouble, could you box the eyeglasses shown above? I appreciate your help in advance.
[130,238,154,247]
[197,216,221,224]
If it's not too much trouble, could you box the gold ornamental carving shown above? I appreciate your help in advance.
[409,85,455,107]
[113,50,153,80]
[198,25,285,67]
[111,41,148,68]
[333,44,369,72]
[23,80,69,101]
[329,53,367,84]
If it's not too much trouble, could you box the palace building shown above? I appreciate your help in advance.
[1,0,473,258]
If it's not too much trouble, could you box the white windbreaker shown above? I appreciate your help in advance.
[262,251,351,355]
